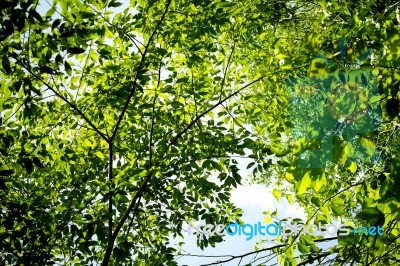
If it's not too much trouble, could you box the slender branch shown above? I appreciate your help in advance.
[108,141,113,240]
[59,192,100,228]
[179,254,239,258]
[125,193,143,238]
[110,0,172,141]
[76,42,93,101]
[167,155,256,169]
[219,42,235,101]
[31,110,74,154]
[165,76,264,152]
[87,5,144,55]
[297,252,332,266]
[3,102,23,124]
[262,174,374,265]
[323,177,373,205]
[221,104,252,135]
[149,63,161,167]
[314,237,338,243]
[102,172,152,266]
[206,237,338,266]
[101,1,172,265]
[200,243,287,266]
[19,63,109,142]
[102,76,264,265]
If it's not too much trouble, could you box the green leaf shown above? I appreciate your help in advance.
[386,98,399,119]
[24,158,33,174]
[29,9,43,22]
[246,162,255,169]
[331,204,344,215]
[33,157,44,168]
[52,19,62,29]
[331,198,345,215]
[356,207,383,222]
[338,234,357,247]
[0,169,13,176]
[45,7,56,17]
[287,194,293,204]
[296,170,311,195]
[2,55,12,74]
[67,47,85,54]
[272,188,281,200]
[65,61,72,76]
[95,151,105,159]
[109,1,123,7]
[55,54,63,64]
[0,149,8,157]
[40,65,54,74]
[348,162,357,174]
[358,138,375,157]
[297,243,310,253]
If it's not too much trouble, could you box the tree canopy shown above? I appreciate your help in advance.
[0,0,400,265]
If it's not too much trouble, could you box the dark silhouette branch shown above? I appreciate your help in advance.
[297,251,332,266]
[165,76,265,152]
[110,0,171,141]
[219,41,235,101]
[101,76,264,265]
[200,243,287,265]
[204,237,338,265]
[108,141,113,240]
[101,1,172,265]
[19,63,109,142]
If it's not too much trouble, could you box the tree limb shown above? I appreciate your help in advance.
[110,0,172,141]
[101,1,172,264]
[19,64,109,142]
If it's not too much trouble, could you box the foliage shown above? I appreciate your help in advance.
[1,0,400,265]
[237,0,400,265]
[0,0,261,264]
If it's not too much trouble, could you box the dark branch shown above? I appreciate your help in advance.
[102,76,264,265]
[200,243,287,265]
[110,0,171,141]
[101,1,172,265]
[297,252,332,266]
[108,142,113,240]
[20,64,109,142]
[165,76,264,152]
[219,42,235,101]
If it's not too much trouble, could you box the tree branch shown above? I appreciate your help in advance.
[19,64,109,142]
[87,5,144,56]
[219,42,235,101]
[110,0,172,141]
[200,243,287,265]
[108,141,113,240]
[205,237,338,265]
[102,76,264,265]
[149,63,161,167]
[165,76,264,152]
[101,1,172,265]
[297,252,332,266]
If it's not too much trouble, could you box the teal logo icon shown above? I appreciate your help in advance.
[286,40,381,168]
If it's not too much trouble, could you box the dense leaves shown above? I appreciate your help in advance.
[0,0,258,265]
[1,0,400,265]
[235,0,400,265]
